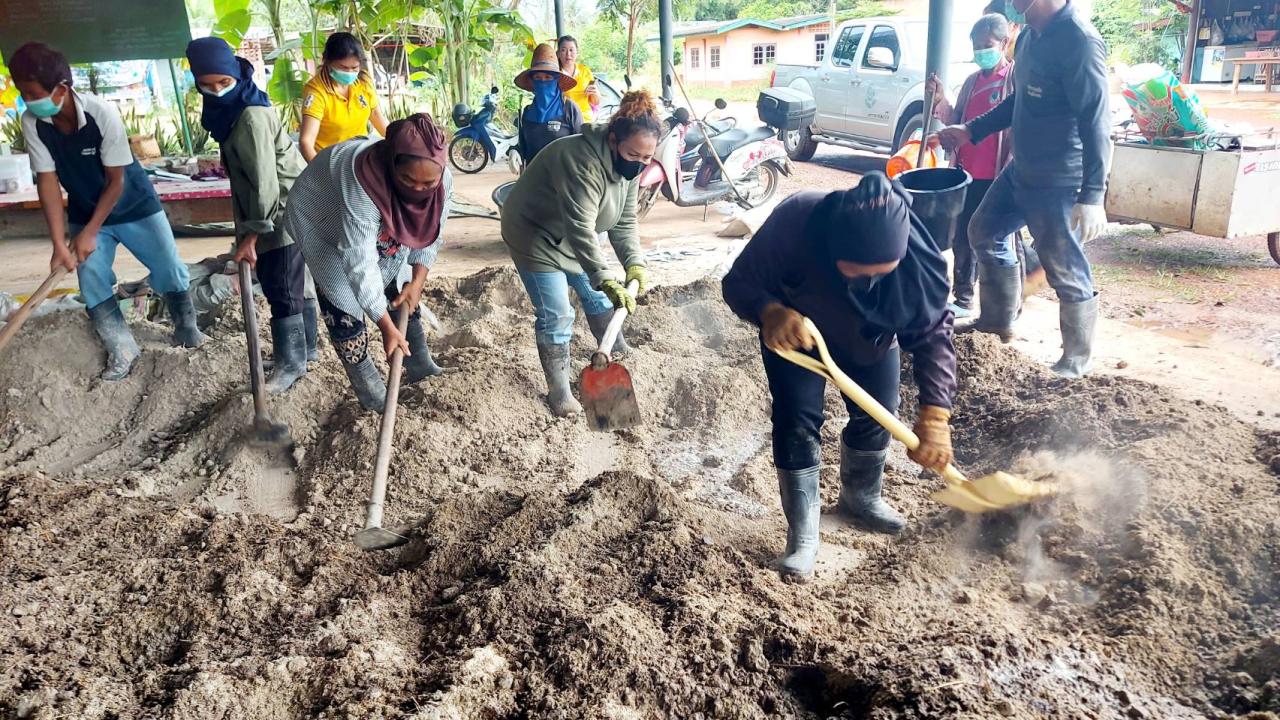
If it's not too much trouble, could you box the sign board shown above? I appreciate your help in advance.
[0,0,192,64]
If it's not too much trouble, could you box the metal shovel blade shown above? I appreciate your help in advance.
[580,361,641,431]
[930,472,1057,513]
[249,415,291,447]
[353,524,413,551]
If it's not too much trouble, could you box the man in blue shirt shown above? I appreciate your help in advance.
[937,0,1110,378]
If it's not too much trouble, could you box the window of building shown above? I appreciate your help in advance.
[752,43,776,66]
[830,25,865,68]
[861,25,900,69]
[689,46,700,69]
[710,46,720,68]
[814,33,829,62]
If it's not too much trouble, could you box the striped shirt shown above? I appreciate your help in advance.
[283,138,451,321]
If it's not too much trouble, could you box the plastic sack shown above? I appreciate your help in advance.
[1210,20,1225,45]
[1120,64,1214,148]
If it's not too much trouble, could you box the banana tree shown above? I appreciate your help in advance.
[426,0,534,108]
[211,0,253,49]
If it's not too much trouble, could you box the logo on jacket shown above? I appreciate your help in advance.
[81,147,97,156]
[1027,84,1043,98]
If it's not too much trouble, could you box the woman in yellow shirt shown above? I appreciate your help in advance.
[556,35,599,124]
[299,32,390,161]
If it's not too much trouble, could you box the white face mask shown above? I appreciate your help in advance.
[203,80,237,98]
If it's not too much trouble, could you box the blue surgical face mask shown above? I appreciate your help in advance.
[973,47,1003,70]
[1004,0,1027,25]
[202,80,238,98]
[330,68,360,86]
[27,87,65,118]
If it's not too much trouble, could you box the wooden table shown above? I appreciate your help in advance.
[0,178,232,239]
[1230,57,1280,94]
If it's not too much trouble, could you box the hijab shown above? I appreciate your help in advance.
[354,114,447,250]
[185,37,271,143]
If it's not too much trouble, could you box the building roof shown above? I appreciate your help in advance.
[648,13,830,41]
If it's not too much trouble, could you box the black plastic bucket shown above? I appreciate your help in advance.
[491,180,517,211]
[898,167,972,251]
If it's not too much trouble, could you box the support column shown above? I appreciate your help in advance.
[923,0,954,135]
[554,0,564,40]
[1180,0,1202,84]
[659,0,674,101]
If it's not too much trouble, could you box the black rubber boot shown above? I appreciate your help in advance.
[402,312,445,385]
[536,342,582,417]
[836,443,905,535]
[957,263,1021,343]
[265,313,308,394]
[586,311,631,355]
[342,356,387,414]
[777,465,821,582]
[87,300,141,381]
[303,300,320,363]
[164,291,208,348]
[1051,293,1098,379]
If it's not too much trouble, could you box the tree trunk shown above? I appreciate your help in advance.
[625,14,637,77]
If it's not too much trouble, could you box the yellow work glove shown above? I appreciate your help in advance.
[600,279,636,314]
[624,264,649,295]
[908,405,953,472]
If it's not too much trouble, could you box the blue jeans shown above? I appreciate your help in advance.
[967,167,1094,304]
[517,269,614,346]
[72,210,190,308]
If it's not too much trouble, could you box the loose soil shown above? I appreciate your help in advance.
[2,268,1278,720]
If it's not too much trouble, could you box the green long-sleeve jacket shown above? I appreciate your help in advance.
[222,106,306,252]
[499,124,645,288]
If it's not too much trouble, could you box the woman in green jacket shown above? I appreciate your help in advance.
[186,37,315,393]
[500,90,659,417]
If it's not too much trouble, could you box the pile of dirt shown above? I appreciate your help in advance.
[1,268,1277,719]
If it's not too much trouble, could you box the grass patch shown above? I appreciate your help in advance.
[684,84,768,104]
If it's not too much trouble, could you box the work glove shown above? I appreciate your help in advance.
[1070,203,1108,244]
[624,264,649,295]
[600,279,636,314]
[908,405,953,472]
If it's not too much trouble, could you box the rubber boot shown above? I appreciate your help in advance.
[265,313,308,394]
[342,355,387,414]
[536,342,582,417]
[303,300,320,363]
[586,311,631,355]
[777,465,821,582]
[87,300,141,382]
[1051,294,1098,379]
[836,443,905,535]
[957,263,1021,343]
[164,291,208,348]
[402,312,445,385]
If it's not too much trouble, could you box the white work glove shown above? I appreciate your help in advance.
[1070,203,1108,244]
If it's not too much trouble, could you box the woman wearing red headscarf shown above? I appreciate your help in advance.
[284,113,453,412]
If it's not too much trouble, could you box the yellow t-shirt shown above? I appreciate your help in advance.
[302,74,378,151]
[564,64,595,124]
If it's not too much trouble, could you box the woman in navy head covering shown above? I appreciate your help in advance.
[722,172,958,582]
[186,36,315,393]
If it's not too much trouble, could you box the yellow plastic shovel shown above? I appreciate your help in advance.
[774,318,1056,513]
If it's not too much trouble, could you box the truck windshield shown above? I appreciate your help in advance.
[903,22,975,65]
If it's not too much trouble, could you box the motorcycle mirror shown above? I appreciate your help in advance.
[674,107,691,124]
[714,98,727,110]
[490,86,499,95]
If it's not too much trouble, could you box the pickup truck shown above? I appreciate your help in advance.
[770,16,975,160]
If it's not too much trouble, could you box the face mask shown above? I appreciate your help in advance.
[27,88,64,118]
[973,47,1003,70]
[331,69,360,86]
[1004,0,1028,25]
[532,77,558,100]
[847,274,885,295]
[612,149,645,180]
[202,80,238,98]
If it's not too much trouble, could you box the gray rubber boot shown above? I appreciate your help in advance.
[957,263,1021,343]
[586,311,631,355]
[303,300,320,363]
[164,291,208,348]
[265,313,308,394]
[1051,294,1098,379]
[536,342,582,417]
[342,356,387,414]
[777,465,821,582]
[836,443,905,535]
[87,300,141,382]
[402,312,445,385]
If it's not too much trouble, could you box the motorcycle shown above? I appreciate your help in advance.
[449,86,521,175]
[678,99,736,173]
[636,99,789,220]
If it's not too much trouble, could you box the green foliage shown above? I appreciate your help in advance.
[738,0,812,18]
[268,55,307,129]
[579,17,651,76]
[1,114,26,154]
[212,0,253,49]
[694,0,740,21]
[1092,0,1186,70]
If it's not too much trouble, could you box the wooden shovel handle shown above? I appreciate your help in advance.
[593,279,640,364]
[237,261,271,422]
[0,267,70,355]
[365,307,411,531]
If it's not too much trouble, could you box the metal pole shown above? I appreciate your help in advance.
[916,0,953,166]
[1180,0,1202,84]
[659,0,674,102]
[554,0,565,39]
[167,59,195,156]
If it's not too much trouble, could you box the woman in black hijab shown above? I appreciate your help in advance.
[722,172,957,582]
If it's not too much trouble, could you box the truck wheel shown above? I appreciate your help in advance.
[781,126,817,162]
[893,110,924,153]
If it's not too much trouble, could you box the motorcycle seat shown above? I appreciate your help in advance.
[705,126,776,158]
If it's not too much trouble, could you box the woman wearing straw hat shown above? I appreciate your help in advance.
[515,43,583,163]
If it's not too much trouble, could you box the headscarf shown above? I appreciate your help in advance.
[805,172,950,334]
[354,114,447,250]
[530,78,566,124]
[185,37,271,143]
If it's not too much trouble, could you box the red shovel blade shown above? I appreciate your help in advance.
[580,360,641,431]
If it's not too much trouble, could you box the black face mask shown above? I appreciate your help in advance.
[612,149,645,180]
[847,274,886,295]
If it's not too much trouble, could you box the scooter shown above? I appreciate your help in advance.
[449,86,521,175]
[678,99,736,173]
[636,100,789,220]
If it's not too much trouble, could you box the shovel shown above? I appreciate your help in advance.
[580,279,641,431]
[775,318,1057,513]
[354,307,413,551]
[238,262,290,446]
[0,267,69,355]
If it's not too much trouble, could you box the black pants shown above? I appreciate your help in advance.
[256,244,306,319]
[316,280,420,365]
[761,341,900,471]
